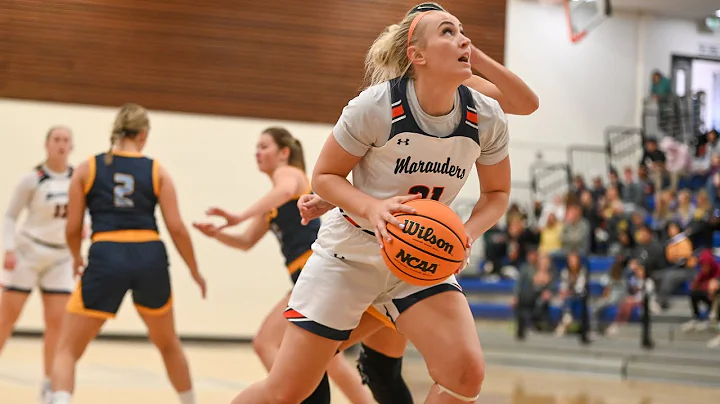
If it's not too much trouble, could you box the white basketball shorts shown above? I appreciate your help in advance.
[285,208,463,341]
[1,232,74,294]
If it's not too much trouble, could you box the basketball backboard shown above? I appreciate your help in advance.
[565,0,613,43]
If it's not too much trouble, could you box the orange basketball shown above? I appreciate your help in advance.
[382,199,467,286]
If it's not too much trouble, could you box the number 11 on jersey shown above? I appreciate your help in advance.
[408,185,445,201]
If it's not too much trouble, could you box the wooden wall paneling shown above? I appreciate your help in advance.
[1,0,507,123]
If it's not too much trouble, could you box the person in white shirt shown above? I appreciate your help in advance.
[227,5,512,404]
[1,126,77,403]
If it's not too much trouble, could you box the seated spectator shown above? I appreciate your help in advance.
[650,222,696,310]
[606,258,646,335]
[555,251,588,336]
[502,216,539,280]
[605,200,628,256]
[608,169,624,199]
[621,166,643,208]
[561,204,591,256]
[595,257,629,334]
[673,189,695,229]
[538,212,562,255]
[682,249,720,333]
[482,223,508,279]
[537,194,565,228]
[513,250,555,340]
[653,189,676,232]
[590,176,606,202]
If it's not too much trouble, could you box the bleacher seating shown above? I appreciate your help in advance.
[461,233,720,323]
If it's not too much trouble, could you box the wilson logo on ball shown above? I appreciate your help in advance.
[395,248,438,274]
[401,219,455,255]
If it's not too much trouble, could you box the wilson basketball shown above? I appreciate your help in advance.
[382,199,467,286]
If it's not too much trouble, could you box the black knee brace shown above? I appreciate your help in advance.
[357,343,413,404]
[302,371,331,404]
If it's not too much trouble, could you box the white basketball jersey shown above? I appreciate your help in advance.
[333,78,507,231]
[20,166,72,246]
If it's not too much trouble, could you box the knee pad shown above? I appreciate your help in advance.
[435,383,480,402]
[357,343,403,383]
[357,343,412,404]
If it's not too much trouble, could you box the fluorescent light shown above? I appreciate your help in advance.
[715,9,720,18]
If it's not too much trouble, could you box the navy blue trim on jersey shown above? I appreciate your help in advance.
[388,77,479,145]
[34,165,73,185]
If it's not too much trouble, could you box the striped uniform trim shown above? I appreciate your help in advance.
[338,209,375,237]
[465,105,478,130]
[391,99,406,124]
[283,307,352,341]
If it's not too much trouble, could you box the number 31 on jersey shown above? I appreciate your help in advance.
[408,185,445,201]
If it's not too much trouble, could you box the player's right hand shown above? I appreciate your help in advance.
[297,194,334,225]
[193,222,220,238]
[192,272,207,299]
[3,251,16,271]
[365,193,422,249]
[71,256,85,278]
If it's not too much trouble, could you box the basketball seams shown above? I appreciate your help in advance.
[386,228,464,263]
[381,245,451,283]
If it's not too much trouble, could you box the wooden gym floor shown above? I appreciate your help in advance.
[1,337,718,403]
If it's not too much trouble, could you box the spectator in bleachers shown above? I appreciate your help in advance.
[681,249,720,333]
[649,222,696,310]
[605,258,646,335]
[659,136,690,191]
[633,225,666,310]
[504,216,539,280]
[561,204,591,256]
[590,176,606,202]
[622,166,644,208]
[606,200,630,256]
[705,129,719,158]
[637,164,656,211]
[571,175,588,200]
[641,137,667,193]
[653,190,675,231]
[595,257,629,334]
[514,250,555,340]
[579,190,601,253]
[538,212,562,255]
[608,169,624,198]
[706,171,720,209]
[555,251,589,337]
[537,194,565,228]
[674,189,695,228]
[481,223,507,279]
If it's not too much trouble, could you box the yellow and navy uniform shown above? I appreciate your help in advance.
[266,192,320,283]
[268,191,394,328]
[67,151,171,319]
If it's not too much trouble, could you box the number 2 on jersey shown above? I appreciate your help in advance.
[113,173,135,208]
[408,185,445,201]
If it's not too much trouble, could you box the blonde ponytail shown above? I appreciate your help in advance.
[364,5,440,89]
[105,103,150,165]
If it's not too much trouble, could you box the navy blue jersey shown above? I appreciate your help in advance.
[267,197,320,270]
[85,152,159,238]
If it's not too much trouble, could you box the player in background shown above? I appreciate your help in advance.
[49,104,206,404]
[1,126,81,403]
[193,127,374,403]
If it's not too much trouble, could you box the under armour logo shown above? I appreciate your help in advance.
[333,254,345,260]
[397,138,409,145]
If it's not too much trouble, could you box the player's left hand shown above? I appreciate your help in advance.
[71,256,85,278]
[205,207,243,230]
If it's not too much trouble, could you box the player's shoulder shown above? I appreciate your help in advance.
[466,86,506,120]
[348,82,392,112]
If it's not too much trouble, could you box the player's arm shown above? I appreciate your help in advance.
[197,215,269,251]
[464,45,539,115]
[66,162,88,266]
[156,165,200,276]
[3,173,36,269]
[464,109,511,243]
[208,166,303,226]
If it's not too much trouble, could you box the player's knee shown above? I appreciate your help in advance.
[251,337,274,361]
[427,349,485,397]
[265,380,318,404]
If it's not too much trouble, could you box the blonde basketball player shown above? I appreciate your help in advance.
[1,126,79,403]
[230,4,511,403]
[294,4,539,403]
[49,104,206,404]
[194,127,373,403]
